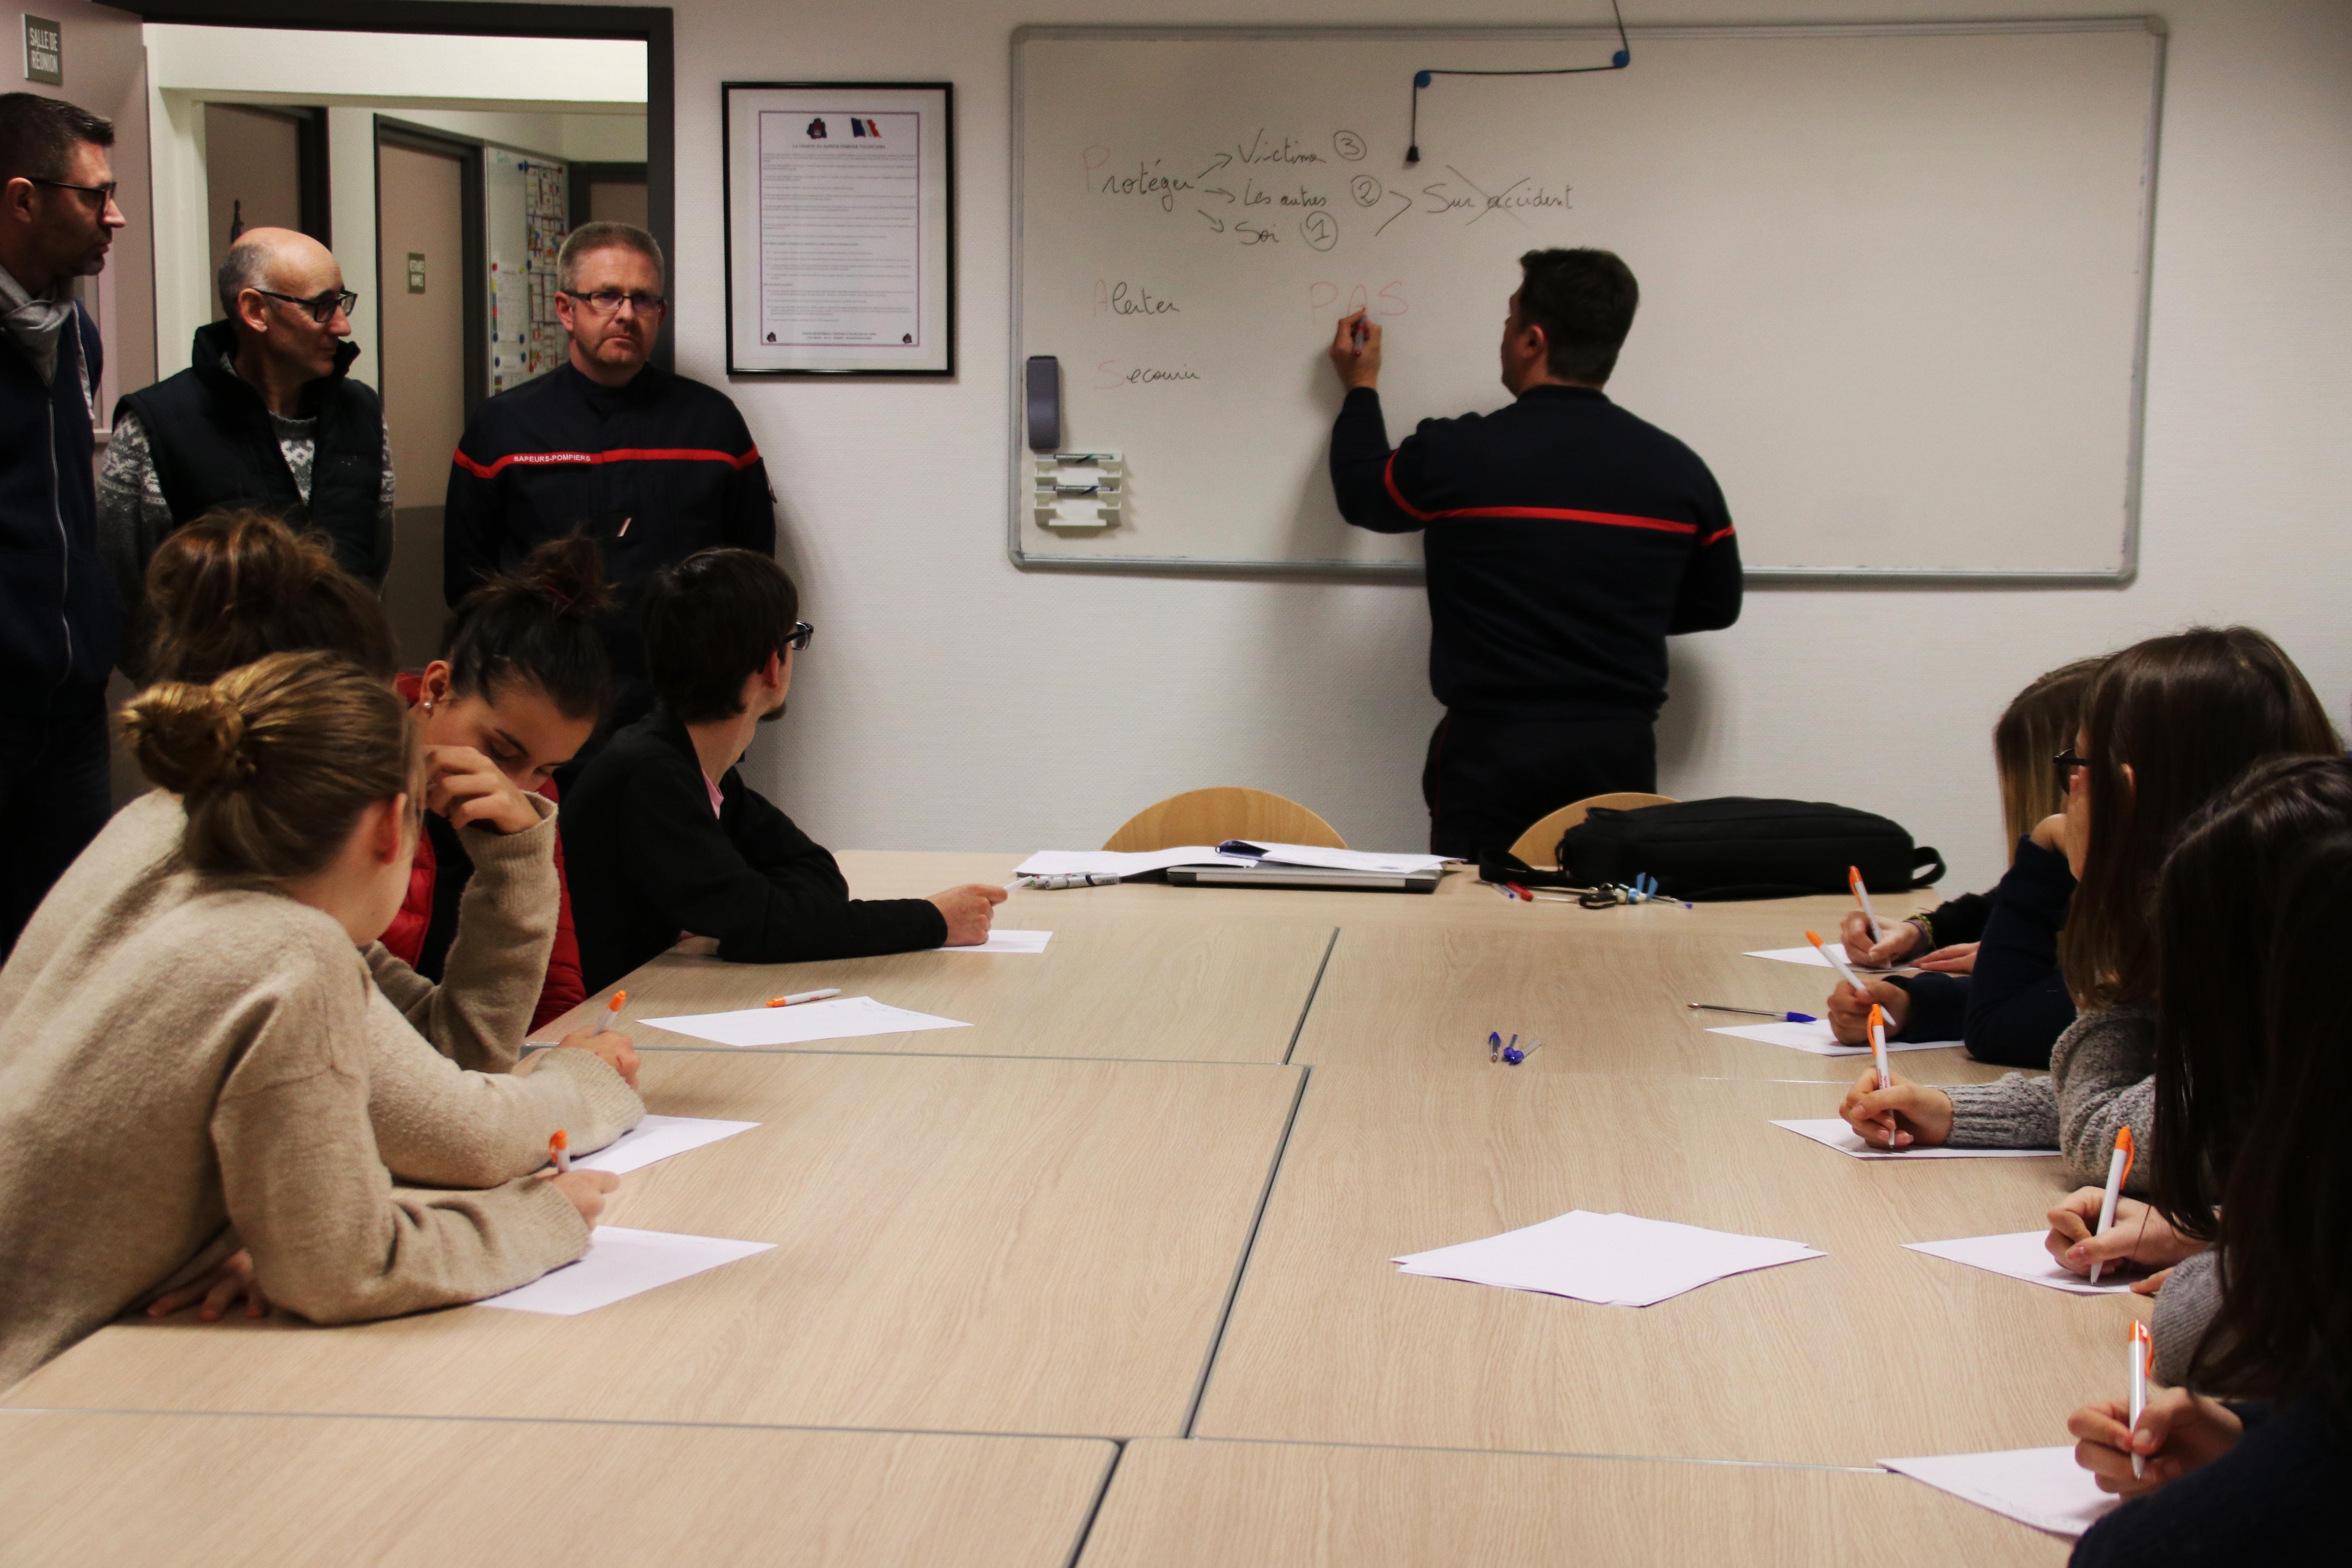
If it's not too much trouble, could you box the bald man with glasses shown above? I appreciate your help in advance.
[102,227,394,613]
[445,221,776,745]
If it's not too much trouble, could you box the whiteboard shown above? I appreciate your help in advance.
[1009,22,2164,580]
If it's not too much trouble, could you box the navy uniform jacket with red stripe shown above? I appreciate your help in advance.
[1330,383,1741,722]
[443,361,776,700]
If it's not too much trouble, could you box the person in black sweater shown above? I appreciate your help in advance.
[445,223,775,739]
[2061,822,2352,1563]
[1828,657,2102,1066]
[1326,248,1742,859]
[560,548,1003,993]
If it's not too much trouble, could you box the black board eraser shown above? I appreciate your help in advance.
[1025,355,1061,452]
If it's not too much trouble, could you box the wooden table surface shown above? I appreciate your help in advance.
[1079,1439,2073,1568]
[1290,920,2011,1085]
[535,913,1338,1064]
[1192,1068,2136,1466]
[12,847,2100,1562]
[11,1049,1304,1438]
[0,1409,1116,1568]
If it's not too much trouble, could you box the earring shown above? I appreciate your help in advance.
[421,700,435,713]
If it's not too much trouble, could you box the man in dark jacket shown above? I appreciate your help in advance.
[0,93,127,955]
[1327,248,1744,860]
[101,227,391,612]
[445,223,775,737]
[561,548,1003,993]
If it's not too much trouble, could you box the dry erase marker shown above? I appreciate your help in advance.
[767,988,841,1007]
[548,1129,571,1174]
[1805,930,1871,998]
[1688,1003,1819,1023]
[1351,314,1368,351]
[2128,1320,2153,1478]
[603,989,626,1027]
[1850,865,1885,946]
[2087,1126,2136,1284]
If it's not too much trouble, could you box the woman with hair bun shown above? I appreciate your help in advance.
[389,535,613,1031]
[0,653,620,1390]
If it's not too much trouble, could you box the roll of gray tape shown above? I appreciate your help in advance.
[1025,356,1061,452]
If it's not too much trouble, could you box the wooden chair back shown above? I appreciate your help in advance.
[1102,787,1347,853]
[1507,792,1678,869]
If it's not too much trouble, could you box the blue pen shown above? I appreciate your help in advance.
[1687,1004,1818,1023]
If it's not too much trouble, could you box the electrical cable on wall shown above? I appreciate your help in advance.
[1405,0,1631,164]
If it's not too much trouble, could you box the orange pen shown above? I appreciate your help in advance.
[603,990,626,1027]
[1849,865,1885,946]
[548,1129,571,1173]
[2087,1126,2137,1284]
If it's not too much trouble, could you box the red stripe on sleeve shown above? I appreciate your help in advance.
[449,446,762,480]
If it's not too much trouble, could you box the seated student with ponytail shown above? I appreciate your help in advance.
[389,537,612,1032]
[5,511,641,1320]
[562,547,1005,992]
[0,653,620,1389]
[1837,627,2337,1183]
[2060,820,2352,1562]
[1828,656,2100,1067]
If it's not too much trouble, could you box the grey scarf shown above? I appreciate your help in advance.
[0,262,74,386]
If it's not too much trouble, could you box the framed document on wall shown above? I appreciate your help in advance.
[722,82,956,376]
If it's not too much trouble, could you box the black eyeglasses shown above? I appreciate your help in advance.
[255,288,359,323]
[31,176,117,206]
[2054,746,2092,781]
[785,621,814,652]
[563,289,668,316]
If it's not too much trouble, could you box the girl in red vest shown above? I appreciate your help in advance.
[389,538,611,1030]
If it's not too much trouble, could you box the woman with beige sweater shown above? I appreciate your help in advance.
[0,653,622,1390]
[5,512,645,1322]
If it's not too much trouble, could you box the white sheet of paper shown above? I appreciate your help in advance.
[937,929,1052,954]
[475,1226,775,1316]
[1392,1210,1823,1307]
[1708,1019,1956,1056]
[642,994,971,1048]
[1771,1119,2059,1161]
[1744,945,1900,972]
[1904,1230,2141,1295]
[1880,1447,2121,1538]
[1015,847,1253,877]
[570,1114,760,1175]
[1220,840,1452,874]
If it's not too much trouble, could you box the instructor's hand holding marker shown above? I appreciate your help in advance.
[929,883,1006,946]
[1328,310,1382,391]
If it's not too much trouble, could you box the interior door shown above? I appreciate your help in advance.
[376,137,471,669]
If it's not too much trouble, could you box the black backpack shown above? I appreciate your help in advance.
[1554,797,1945,902]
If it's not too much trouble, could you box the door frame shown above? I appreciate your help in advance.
[373,117,488,415]
[129,0,675,371]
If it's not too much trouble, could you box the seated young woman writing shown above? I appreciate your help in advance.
[1836,627,2336,1183]
[2062,824,2352,1562]
[0,654,619,1390]
[1831,656,2100,1067]
[389,536,612,1032]
[4,512,641,1323]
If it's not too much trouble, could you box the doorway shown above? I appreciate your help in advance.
[202,102,328,320]
[376,129,482,668]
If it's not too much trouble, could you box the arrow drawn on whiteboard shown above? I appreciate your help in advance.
[1375,188,1415,236]
[1196,209,1226,233]
[1200,186,1236,204]
[1195,152,1233,179]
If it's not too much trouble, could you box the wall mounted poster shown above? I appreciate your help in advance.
[723,82,956,375]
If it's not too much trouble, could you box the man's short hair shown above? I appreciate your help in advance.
[641,548,798,723]
[0,92,113,184]
[1516,248,1640,384]
[216,237,274,318]
[558,221,664,293]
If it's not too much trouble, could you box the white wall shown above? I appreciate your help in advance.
[587,0,2352,891]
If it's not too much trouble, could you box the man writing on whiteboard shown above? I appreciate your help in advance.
[1327,248,1743,861]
